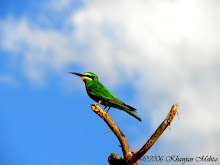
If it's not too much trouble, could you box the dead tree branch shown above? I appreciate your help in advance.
[91,104,131,159]
[91,104,179,165]
[130,104,179,163]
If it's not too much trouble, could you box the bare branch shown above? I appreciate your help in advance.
[91,104,131,160]
[130,104,179,163]
[91,104,179,165]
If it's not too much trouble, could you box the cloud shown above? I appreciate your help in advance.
[70,0,220,157]
[0,17,77,86]
[0,0,220,159]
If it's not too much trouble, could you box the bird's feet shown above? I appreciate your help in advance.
[106,107,111,113]
[92,100,101,107]
[103,106,111,113]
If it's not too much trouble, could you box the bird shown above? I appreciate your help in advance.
[69,72,141,121]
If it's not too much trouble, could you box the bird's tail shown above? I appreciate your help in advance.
[109,100,141,121]
[123,108,141,121]
[123,104,141,121]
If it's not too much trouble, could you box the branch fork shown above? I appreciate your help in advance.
[91,104,179,165]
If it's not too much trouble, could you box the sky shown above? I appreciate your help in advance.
[0,0,220,165]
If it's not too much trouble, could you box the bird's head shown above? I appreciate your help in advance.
[69,72,98,84]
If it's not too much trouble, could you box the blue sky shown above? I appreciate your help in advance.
[0,0,220,165]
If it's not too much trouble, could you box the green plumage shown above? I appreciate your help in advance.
[69,72,141,121]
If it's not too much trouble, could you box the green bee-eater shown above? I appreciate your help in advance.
[69,72,141,121]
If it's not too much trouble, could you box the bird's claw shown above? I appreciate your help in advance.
[93,100,101,107]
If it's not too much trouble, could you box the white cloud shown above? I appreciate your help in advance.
[0,17,77,86]
[0,0,220,159]
[70,0,220,157]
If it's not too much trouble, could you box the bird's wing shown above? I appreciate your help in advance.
[87,82,141,121]
[87,83,123,104]
[87,83,137,112]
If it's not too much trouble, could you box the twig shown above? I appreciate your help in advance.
[104,128,111,134]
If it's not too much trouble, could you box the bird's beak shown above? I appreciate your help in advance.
[68,72,84,77]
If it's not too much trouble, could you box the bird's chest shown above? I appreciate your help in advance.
[85,85,99,101]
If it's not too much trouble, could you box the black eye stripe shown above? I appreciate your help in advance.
[85,75,93,79]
